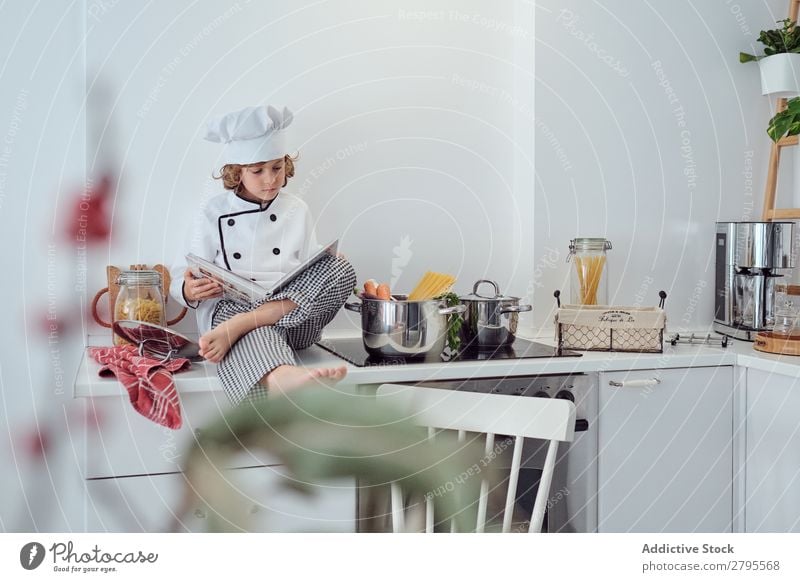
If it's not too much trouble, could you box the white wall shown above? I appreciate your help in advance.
[0,2,88,530]
[86,0,533,335]
[534,0,786,332]
[0,0,794,531]
[91,0,788,336]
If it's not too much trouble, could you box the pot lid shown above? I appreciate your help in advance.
[113,320,202,362]
[459,279,517,301]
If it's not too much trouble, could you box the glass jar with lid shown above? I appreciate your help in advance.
[568,238,612,306]
[772,284,800,336]
[113,270,166,346]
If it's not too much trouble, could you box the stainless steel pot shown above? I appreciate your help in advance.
[345,295,465,358]
[459,280,532,348]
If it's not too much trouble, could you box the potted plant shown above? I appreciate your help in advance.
[741,18,800,95]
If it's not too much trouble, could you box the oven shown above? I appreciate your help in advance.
[355,373,598,533]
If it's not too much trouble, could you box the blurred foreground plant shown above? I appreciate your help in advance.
[181,387,490,532]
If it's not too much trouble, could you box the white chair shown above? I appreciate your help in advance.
[376,383,576,533]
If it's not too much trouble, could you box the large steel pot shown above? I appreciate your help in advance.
[459,280,532,349]
[345,295,465,358]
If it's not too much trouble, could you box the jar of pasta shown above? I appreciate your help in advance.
[568,238,612,306]
[113,270,165,346]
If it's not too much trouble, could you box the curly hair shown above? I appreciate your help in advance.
[213,154,297,193]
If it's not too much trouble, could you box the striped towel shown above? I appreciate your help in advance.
[89,345,191,430]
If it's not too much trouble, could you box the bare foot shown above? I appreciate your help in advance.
[199,316,248,363]
[263,364,347,396]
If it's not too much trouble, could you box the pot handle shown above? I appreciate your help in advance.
[501,304,532,314]
[472,279,500,298]
[439,304,466,316]
[344,302,362,313]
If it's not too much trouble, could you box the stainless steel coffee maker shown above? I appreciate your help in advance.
[714,221,796,341]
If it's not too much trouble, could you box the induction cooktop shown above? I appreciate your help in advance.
[315,337,582,367]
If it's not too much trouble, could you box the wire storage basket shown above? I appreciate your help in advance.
[553,290,667,353]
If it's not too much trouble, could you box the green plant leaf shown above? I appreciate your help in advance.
[768,115,791,142]
[740,52,759,63]
[768,96,800,142]
[788,97,800,114]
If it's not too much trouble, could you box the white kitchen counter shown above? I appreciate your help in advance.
[73,332,799,399]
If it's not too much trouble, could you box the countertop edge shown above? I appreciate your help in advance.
[72,334,797,399]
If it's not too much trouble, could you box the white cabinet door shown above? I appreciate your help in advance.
[83,391,280,478]
[745,368,800,532]
[85,466,355,533]
[598,366,733,532]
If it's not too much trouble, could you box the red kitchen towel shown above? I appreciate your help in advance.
[89,345,191,430]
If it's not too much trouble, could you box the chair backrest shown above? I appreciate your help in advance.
[376,383,576,533]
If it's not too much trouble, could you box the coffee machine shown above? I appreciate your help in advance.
[714,221,796,341]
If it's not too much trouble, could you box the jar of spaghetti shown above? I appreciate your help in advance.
[113,270,165,346]
[568,238,611,306]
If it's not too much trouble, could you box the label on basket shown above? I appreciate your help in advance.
[598,310,635,323]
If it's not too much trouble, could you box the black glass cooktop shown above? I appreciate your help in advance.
[315,337,582,367]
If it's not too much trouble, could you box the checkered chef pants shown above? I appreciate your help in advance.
[211,255,356,405]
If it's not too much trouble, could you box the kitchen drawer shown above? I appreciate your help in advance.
[83,390,280,478]
[598,366,734,533]
[85,467,355,533]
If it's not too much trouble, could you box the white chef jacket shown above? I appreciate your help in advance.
[170,190,319,334]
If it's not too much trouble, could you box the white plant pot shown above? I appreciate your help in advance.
[758,53,800,96]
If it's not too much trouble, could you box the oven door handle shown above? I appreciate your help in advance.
[608,378,661,388]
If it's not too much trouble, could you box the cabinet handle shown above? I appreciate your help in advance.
[608,378,661,388]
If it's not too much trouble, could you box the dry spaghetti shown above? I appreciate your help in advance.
[574,255,606,305]
[407,271,456,301]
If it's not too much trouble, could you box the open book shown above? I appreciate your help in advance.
[187,239,339,306]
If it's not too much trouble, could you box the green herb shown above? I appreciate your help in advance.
[436,291,463,352]
[767,96,800,142]
[740,19,800,63]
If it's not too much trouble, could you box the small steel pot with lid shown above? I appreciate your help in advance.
[458,280,532,349]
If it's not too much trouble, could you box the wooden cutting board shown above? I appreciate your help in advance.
[754,332,800,356]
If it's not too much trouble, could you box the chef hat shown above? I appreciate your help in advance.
[204,105,294,166]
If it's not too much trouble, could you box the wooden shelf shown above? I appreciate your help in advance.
[766,208,800,220]
[762,1,800,221]
[777,135,799,147]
